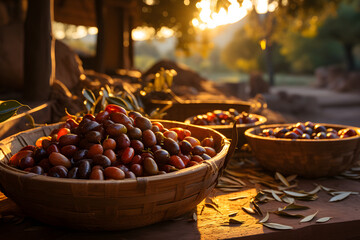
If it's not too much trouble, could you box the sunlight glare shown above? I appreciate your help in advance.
[156,27,175,38]
[132,26,155,41]
[195,0,253,29]
[256,0,269,14]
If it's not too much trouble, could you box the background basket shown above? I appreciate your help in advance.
[186,114,267,148]
[0,120,232,230]
[245,123,360,178]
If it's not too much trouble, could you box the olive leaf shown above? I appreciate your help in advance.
[273,210,304,218]
[242,207,256,214]
[300,211,318,223]
[191,212,197,222]
[228,212,238,217]
[228,196,247,201]
[275,172,290,187]
[250,198,263,216]
[263,189,283,195]
[271,190,282,202]
[286,175,298,182]
[228,218,244,225]
[281,196,295,204]
[82,88,96,104]
[283,190,309,198]
[330,191,358,196]
[316,217,332,223]
[259,212,269,223]
[106,96,131,110]
[282,203,310,211]
[0,100,30,122]
[329,192,352,202]
[205,203,222,214]
[307,185,322,195]
[262,222,293,230]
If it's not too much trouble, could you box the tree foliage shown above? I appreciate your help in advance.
[318,0,360,70]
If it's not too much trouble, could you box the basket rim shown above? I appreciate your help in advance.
[184,113,267,130]
[0,120,231,185]
[245,123,360,143]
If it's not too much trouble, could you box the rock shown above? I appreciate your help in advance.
[314,66,328,88]
[249,72,269,97]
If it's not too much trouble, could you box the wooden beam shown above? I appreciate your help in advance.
[24,0,54,101]
[95,0,105,73]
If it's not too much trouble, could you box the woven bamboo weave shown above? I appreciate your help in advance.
[245,123,360,178]
[0,120,231,230]
[186,114,267,148]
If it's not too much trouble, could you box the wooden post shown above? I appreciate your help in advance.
[95,0,105,73]
[128,14,134,69]
[24,0,54,101]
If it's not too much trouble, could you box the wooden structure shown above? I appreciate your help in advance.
[23,0,137,101]
[54,0,137,73]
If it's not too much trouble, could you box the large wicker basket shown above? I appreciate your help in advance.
[245,123,360,178]
[185,113,267,148]
[0,120,232,230]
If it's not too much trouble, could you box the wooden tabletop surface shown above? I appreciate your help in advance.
[1,157,360,240]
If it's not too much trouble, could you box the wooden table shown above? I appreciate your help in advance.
[1,160,360,240]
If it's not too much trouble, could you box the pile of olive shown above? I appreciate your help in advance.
[8,104,218,180]
[189,109,259,126]
[259,121,358,140]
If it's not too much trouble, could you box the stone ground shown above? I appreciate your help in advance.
[264,86,360,127]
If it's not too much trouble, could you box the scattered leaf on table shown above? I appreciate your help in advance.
[281,196,295,204]
[229,218,244,225]
[283,190,309,198]
[242,207,256,214]
[228,212,238,217]
[282,203,310,211]
[250,198,263,216]
[316,217,332,223]
[286,174,298,182]
[205,203,222,214]
[274,210,304,218]
[228,196,247,201]
[218,188,241,192]
[350,167,360,171]
[263,189,283,195]
[300,211,318,223]
[271,190,282,202]
[329,192,352,202]
[205,196,219,207]
[296,195,318,201]
[192,212,197,222]
[275,172,290,187]
[320,185,337,193]
[223,174,247,186]
[259,212,269,223]
[341,172,360,178]
[262,222,293,230]
[330,191,358,196]
[277,183,298,191]
[307,185,322,195]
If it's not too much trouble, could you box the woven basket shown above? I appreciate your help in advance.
[148,100,251,121]
[0,120,233,230]
[185,114,267,148]
[245,123,360,178]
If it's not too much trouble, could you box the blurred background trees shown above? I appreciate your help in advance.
[51,0,360,86]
